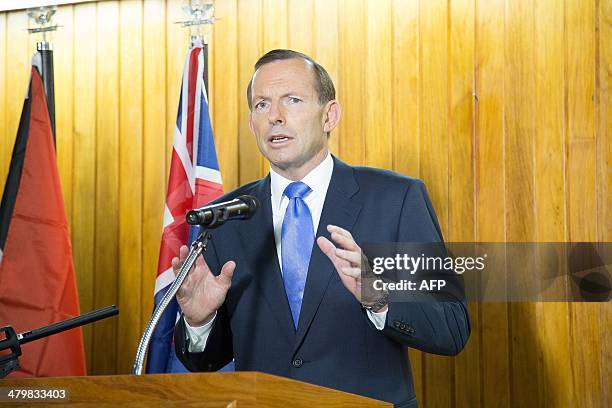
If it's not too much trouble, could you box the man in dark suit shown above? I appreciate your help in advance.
[173,49,470,408]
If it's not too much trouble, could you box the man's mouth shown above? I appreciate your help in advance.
[268,134,292,144]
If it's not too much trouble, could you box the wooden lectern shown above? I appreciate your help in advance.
[1,371,391,407]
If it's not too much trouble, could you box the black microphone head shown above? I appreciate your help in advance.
[237,195,260,219]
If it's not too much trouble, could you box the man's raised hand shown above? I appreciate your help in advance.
[172,245,236,327]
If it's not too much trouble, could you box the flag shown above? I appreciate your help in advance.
[0,64,86,377]
[146,40,224,373]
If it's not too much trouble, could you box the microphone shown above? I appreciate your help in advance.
[186,195,260,226]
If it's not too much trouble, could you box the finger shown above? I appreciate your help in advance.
[217,261,236,285]
[317,236,350,272]
[327,225,354,240]
[329,230,361,252]
[340,266,361,279]
[172,256,180,276]
[179,245,189,262]
[335,247,362,266]
[317,236,337,260]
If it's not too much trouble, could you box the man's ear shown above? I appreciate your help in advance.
[323,100,342,134]
[248,111,255,134]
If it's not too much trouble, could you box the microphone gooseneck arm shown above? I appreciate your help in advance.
[132,229,212,375]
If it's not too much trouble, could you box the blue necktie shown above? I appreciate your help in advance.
[281,181,314,329]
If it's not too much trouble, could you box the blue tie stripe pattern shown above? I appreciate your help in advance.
[281,181,314,329]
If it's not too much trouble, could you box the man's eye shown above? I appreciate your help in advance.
[255,101,268,110]
[288,97,301,104]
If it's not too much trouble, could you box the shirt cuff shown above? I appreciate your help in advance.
[366,308,388,330]
[184,312,217,352]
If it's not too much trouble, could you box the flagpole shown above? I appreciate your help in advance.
[38,43,56,141]
[28,6,58,145]
[136,0,219,375]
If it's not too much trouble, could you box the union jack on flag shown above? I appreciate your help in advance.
[146,39,223,373]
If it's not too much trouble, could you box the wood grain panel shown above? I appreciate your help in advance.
[337,0,365,164]
[598,1,612,405]
[475,0,510,407]
[536,1,575,407]
[117,0,143,375]
[71,2,97,372]
[419,1,451,406]
[288,0,313,55]
[391,0,422,399]
[504,1,541,407]
[566,0,602,406]
[391,0,419,178]
[364,0,392,169]
[212,0,238,191]
[141,0,167,345]
[534,0,573,407]
[92,0,119,375]
[313,0,339,155]
[449,1,477,407]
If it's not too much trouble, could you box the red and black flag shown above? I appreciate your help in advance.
[0,63,86,377]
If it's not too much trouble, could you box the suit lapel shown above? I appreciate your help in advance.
[293,157,362,353]
[236,175,296,342]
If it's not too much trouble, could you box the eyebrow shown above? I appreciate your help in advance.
[252,92,304,101]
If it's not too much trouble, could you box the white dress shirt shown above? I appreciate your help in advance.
[185,152,387,352]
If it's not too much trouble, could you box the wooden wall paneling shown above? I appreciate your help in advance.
[391,0,423,398]
[212,0,239,191]
[263,0,288,53]
[391,0,419,178]
[313,0,339,155]
[288,0,313,55]
[54,5,75,226]
[337,0,365,164]
[419,0,451,406]
[364,0,391,169]
[504,1,541,406]
[566,0,601,405]
[598,1,612,406]
[118,0,143,375]
[237,0,264,184]
[534,0,573,406]
[475,0,510,406]
[3,11,29,192]
[449,0,478,406]
[92,0,119,376]
[72,2,97,372]
[0,13,7,191]
[141,0,167,343]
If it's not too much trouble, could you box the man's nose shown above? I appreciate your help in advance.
[268,102,285,125]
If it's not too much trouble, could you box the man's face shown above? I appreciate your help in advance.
[248,58,338,179]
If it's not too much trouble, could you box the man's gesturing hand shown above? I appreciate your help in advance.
[172,245,236,327]
[316,225,386,311]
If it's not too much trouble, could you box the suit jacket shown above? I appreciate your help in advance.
[175,156,470,408]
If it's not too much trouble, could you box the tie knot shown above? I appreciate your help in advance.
[284,181,311,199]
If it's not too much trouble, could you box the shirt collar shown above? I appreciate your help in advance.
[270,152,334,210]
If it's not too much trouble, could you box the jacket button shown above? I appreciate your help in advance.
[292,358,303,368]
